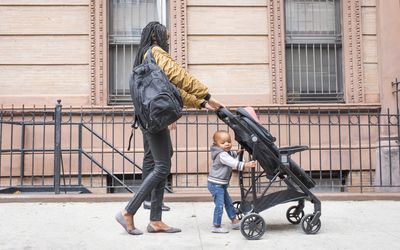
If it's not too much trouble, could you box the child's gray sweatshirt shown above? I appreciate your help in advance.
[207,144,245,185]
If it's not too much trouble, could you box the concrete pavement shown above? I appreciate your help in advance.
[1,200,400,250]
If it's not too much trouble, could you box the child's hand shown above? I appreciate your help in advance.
[244,160,257,169]
[236,148,245,154]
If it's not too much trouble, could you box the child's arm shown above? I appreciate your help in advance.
[219,152,244,170]
[219,152,257,171]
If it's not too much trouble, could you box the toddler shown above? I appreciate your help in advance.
[208,130,256,233]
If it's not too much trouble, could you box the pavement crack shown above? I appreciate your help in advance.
[192,202,204,250]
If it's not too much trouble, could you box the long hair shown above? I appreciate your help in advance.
[133,21,169,67]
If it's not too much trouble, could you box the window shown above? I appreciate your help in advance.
[285,0,343,103]
[108,0,168,104]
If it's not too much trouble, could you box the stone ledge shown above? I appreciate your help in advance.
[1,192,400,203]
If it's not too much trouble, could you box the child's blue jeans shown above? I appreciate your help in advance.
[207,182,236,226]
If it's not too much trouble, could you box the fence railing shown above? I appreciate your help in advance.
[1,81,399,194]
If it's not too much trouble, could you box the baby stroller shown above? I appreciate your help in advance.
[216,107,321,240]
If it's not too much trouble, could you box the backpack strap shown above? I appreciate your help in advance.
[144,46,157,64]
[127,115,140,151]
[133,114,140,129]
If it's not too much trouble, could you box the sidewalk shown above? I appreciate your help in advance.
[1,199,400,250]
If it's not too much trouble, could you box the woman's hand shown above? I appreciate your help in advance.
[204,102,216,111]
[208,97,223,109]
[168,122,177,130]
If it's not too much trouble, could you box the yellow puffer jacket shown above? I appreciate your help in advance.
[146,46,209,109]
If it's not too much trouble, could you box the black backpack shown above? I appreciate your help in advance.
[129,47,183,134]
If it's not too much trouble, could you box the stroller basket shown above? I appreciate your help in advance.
[215,107,322,239]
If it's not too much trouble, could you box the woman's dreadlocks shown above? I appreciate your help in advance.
[133,21,169,67]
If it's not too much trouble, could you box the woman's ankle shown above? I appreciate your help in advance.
[150,220,170,229]
[122,210,134,227]
[122,209,132,216]
[150,220,164,225]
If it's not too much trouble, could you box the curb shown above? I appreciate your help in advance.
[1,192,400,203]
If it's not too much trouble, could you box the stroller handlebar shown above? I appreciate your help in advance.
[216,107,254,135]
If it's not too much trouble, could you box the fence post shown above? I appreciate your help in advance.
[393,78,400,143]
[20,123,25,185]
[78,123,82,186]
[54,100,62,194]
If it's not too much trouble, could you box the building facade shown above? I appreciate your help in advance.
[0,0,399,192]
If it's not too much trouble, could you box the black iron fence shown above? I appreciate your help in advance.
[1,81,399,194]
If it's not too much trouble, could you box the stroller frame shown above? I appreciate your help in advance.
[216,107,322,240]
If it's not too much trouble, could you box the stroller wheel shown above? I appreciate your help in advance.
[240,213,266,240]
[232,201,243,220]
[301,214,321,234]
[286,205,304,224]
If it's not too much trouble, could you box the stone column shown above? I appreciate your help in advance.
[374,0,400,191]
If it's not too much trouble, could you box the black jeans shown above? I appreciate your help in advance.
[125,128,173,221]
[142,129,173,203]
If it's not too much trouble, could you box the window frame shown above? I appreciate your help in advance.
[284,0,344,104]
[107,0,169,105]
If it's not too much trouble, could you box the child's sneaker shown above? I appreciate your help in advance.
[212,226,229,233]
[231,221,240,230]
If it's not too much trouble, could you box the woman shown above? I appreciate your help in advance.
[115,21,222,235]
